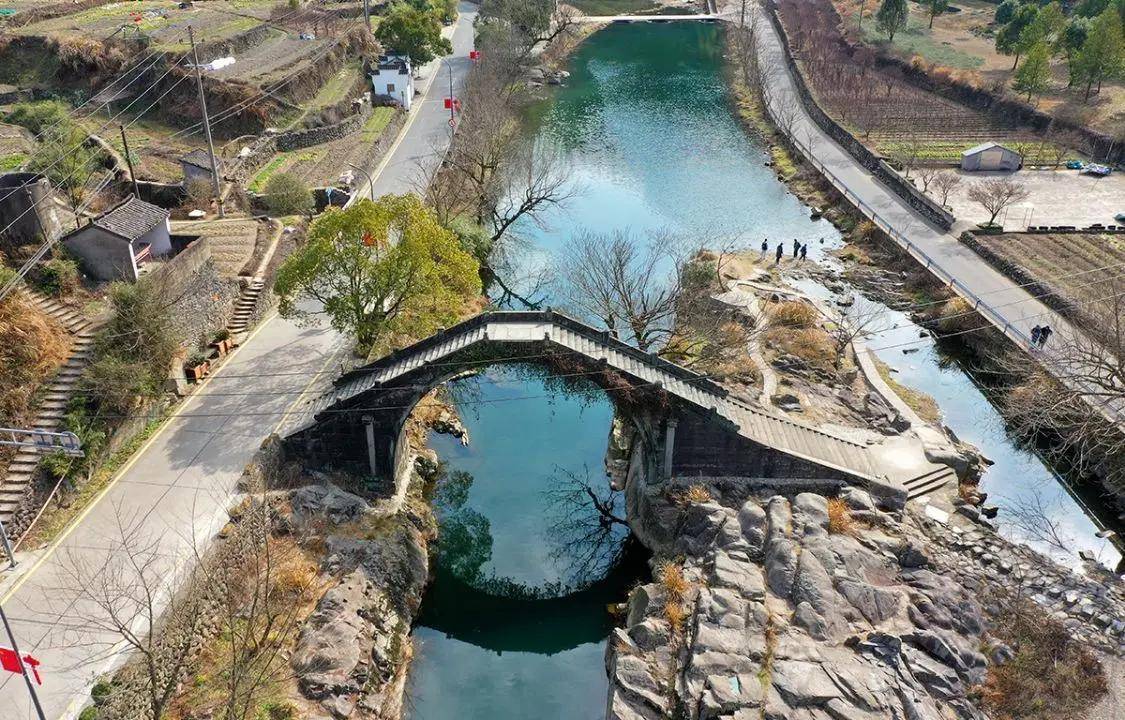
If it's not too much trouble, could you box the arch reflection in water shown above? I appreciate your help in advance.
[406,365,645,720]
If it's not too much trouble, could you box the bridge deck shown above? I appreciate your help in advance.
[291,312,879,483]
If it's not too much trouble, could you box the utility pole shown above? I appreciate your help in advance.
[0,603,46,720]
[188,26,225,218]
[362,0,371,31]
[447,64,455,126]
[740,0,746,27]
[0,517,15,569]
[120,124,139,198]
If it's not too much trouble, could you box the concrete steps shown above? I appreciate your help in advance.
[0,302,103,527]
[904,465,958,501]
[227,278,265,334]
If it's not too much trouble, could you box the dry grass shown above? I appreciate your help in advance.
[979,592,1107,720]
[768,300,818,329]
[874,358,941,424]
[838,244,874,265]
[826,498,857,536]
[936,296,978,335]
[658,560,690,638]
[0,293,70,423]
[766,326,837,371]
[685,484,712,504]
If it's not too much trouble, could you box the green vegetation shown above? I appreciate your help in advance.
[877,0,910,42]
[0,153,27,171]
[361,106,397,143]
[374,4,453,67]
[29,256,79,297]
[310,63,360,110]
[1014,41,1053,100]
[262,172,313,215]
[862,15,985,68]
[274,195,481,349]
[5,100,71,135]
[249,156,289,193]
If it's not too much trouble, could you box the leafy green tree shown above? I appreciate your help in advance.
[995,0,1020,26]
[262,172,313,215]
[1074,0,1110,18]
[1061,16,1093,62]
[274,195,480,349]
[29,125,99,228]
[997,4,1040,68]
[373,4,452,68]
[876,0,910,41]
[1014,41,1053,100]
[926,0,948,28]
[1072,9,1125,100]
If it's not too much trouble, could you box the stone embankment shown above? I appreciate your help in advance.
[607,477,1120,720]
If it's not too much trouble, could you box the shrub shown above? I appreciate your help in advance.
[936,296,976,334]
[262,172,313,215]
[78,707,98,720]
[5,100,71,135]
[30,256,79,297]
[769,300,817,329]
[41,451,73,481]
[981,592,1107,719]
[93,279,177,399]
[827,498,856,535]
[80,356,150,415]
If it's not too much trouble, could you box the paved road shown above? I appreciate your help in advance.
[748,3,1124,423]
[0,6,477,718]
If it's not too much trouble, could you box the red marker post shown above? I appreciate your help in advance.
[0,602,46,720]
[469,50,481,61]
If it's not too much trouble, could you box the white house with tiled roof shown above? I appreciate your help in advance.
[61,195,171,281]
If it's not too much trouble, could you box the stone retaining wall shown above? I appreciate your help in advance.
[764,2,956,231]
[150,239,240,349]
[276,104,372,152]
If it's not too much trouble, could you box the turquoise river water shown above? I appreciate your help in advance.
[405,21,1120,720]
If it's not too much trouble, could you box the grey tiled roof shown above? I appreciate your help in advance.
[181,149,220,170]
[90,196,169,241]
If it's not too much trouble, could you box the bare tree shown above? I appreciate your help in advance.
[1004,488,1075,555]
[56,507,206,720]
[557,229,683,353]
[827,296,889,369]
[930,172,962,207]
[915,165,940,193]
[967,177,1030,227]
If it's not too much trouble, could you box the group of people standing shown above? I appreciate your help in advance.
[1030,324,1053,348]
[762,238,808,264]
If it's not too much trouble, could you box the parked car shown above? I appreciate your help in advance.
[1083,163,1112,177]
[1066,159,1085,170]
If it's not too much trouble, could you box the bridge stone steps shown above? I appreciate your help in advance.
[294,312,881,483]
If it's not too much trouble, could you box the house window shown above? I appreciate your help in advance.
[387,83,395,93]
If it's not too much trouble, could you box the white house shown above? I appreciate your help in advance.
[61,196,172,282]
[960,142,1022,172]
[370,54,414,111]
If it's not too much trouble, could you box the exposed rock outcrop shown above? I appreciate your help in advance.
[608,489,996,720]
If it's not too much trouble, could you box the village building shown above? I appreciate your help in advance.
[369,54,414,111]
[180,148,222,187]
[61,195,172,282]
[960,142,1023,172]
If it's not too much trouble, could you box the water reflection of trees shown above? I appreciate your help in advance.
[428,456,632,599]
[543,465,631,588]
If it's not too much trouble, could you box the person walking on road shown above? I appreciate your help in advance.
[1038,325,1052,348]
[775,242,784,265]
[1030,325,1042,347]
[799,244,807,262]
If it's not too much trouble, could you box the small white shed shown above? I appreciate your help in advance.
[62,196,172,282]
[960,142,1022,172]
[370,54,414,111]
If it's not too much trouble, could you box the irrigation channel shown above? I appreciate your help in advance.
[405,21,1120,719]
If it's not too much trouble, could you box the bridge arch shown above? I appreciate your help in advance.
[284,312,882,498]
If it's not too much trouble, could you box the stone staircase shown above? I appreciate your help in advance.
[227,278,265,335]
[0,292,102,525]
[903,465,958,501]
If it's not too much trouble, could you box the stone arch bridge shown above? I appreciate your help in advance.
[284,311,890,497]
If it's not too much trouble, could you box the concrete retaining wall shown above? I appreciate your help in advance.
[764,3,956,231]
[150,238,240,348]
